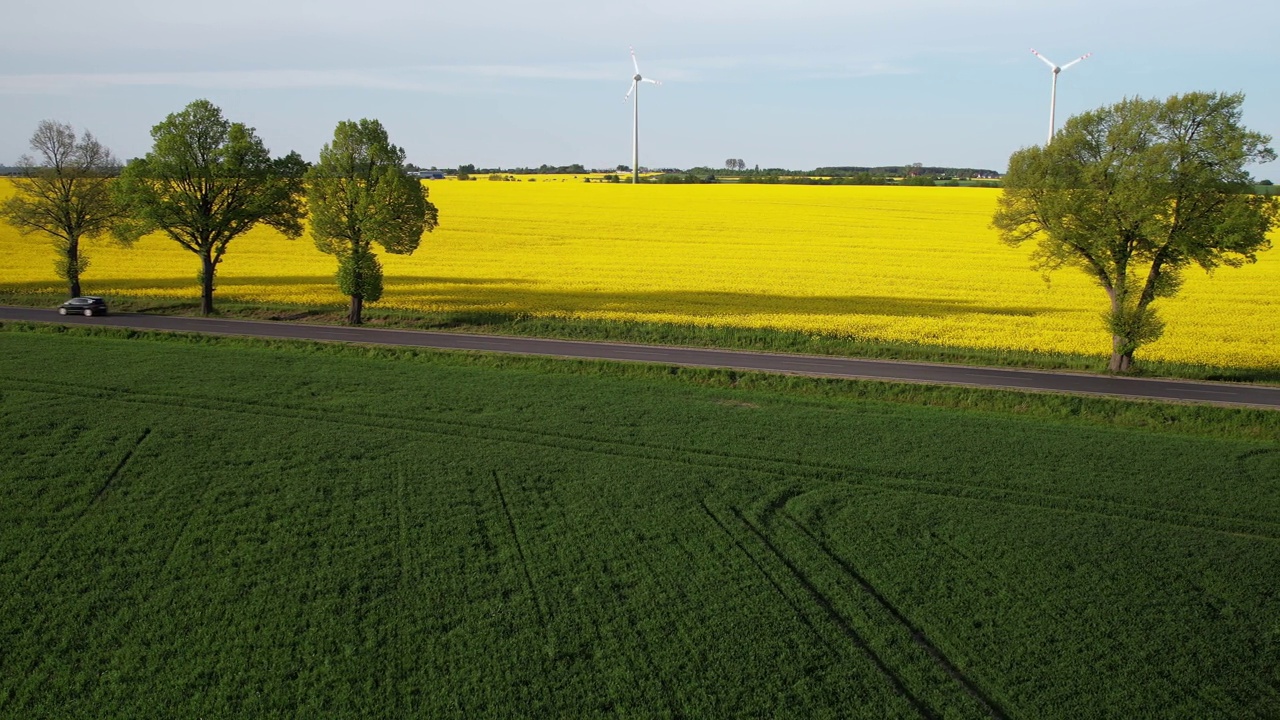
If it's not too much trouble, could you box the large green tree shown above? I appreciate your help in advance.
[114,100,307,315]
[306,119,438,325]
[1,120,126,298]
[993,92,1279,372]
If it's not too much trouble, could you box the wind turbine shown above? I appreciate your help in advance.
[1030,48,1091,145]
[624,46,660,184]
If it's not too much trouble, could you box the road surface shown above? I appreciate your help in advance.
[4,305,1279,409]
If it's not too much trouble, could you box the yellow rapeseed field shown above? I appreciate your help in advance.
[2,179,1277,367]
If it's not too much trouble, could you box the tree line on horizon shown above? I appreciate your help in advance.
[2,92,1277,371]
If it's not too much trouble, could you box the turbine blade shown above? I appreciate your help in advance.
[1030,48,1058,70]
[624,80,636,101]
[1060,52,1092,71]
[642,78,660,85]
[631,46,640,75]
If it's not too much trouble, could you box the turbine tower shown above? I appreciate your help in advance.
[1030,48,1091,145]
[624,46,660,184]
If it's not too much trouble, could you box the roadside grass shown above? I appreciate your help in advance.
[6,321,1280,442]
[1,325,1278,717]
[4,290,1278,385]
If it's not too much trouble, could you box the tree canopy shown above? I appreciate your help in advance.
[993,91,1279,371]
[114,99,307,315]
[1,120,125,298]
[306,119,439,324]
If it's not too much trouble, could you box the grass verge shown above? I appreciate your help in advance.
[4,320,1278,442]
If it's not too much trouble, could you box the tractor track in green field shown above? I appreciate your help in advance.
[770,508,1008,719]
[490,470,547,629]
[155,459,221,585]
[93,428,150,504]
[698,499,835,654]
[0,427,155,698]
[792,494,1280,714]
[13,427,151,592]
[6,375,1279,547]
[731,493,1009,718]
[698,499,936,715]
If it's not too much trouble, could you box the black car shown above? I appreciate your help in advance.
[58,296,108,316]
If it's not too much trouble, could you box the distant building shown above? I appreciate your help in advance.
[413,170,447,179]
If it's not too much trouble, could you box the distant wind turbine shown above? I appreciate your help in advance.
[624,46,660,184]
[1030,48,1091,145]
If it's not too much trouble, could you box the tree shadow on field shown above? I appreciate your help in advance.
[1,276,332,294]
[381,277,1049,319]
[0,275,534,294]
[3,275,1047,318]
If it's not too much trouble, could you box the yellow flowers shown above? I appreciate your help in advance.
[2,180,1277,367]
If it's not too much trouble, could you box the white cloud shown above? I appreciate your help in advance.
[0,68,519,95]
[0,53,915,96]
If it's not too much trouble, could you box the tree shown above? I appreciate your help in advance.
[1,120,125,298]
[900,175,936,187]
[306,119,439,325]
[993,92,1279,372]
[114,100,307,315]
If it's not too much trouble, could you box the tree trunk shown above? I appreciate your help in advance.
[348,294,363,325]
[348,251,364,324]
[1109,336,1134,373]
[67,239,81,298]
[200,254,216,316]
[1105,288,1135,373]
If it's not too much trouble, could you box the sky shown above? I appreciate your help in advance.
[2,0,1278,178]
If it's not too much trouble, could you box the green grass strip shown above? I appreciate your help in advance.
[5,320,1277,443]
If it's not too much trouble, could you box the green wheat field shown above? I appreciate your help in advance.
[1,325,1277,718]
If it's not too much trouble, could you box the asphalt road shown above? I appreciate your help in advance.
[5,305,1280,409]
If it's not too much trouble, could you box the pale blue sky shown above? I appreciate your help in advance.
[3,0,1277,178]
